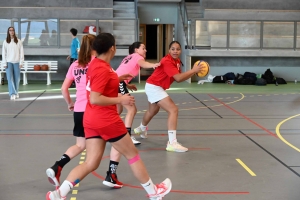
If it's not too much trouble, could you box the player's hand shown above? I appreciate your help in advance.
[120,94,135,106]
[66,55,70,60]
[118,74,134,82]
[127,83,137,92]
[153,62,160,69]
[68,102,74,111]
[192,62,205,73]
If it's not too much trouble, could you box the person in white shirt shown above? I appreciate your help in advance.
[1,26,24,100]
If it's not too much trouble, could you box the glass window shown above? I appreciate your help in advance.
[20,19,58,46]
[297,22,300,49]
[229,21,260,48]
[263,22,294,49]
[0,19,13,45]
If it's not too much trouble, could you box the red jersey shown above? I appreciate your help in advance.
[83,58,120,129]
[146,54,181,90]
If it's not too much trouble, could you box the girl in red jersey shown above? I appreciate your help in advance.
[134,41,205,153]
[46,33,172,200]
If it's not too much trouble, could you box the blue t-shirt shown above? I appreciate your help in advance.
[70,38,80,59]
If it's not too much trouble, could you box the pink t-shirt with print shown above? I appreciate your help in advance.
[116,53,144,83]
[66,60,88,112]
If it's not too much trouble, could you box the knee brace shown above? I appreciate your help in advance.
[128,154,140,165]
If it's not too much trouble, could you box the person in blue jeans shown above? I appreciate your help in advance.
[67,28,80,88]
[1,26,24,100]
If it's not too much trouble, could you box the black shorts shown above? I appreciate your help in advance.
[73,112,85,137]
[118,81,129,95]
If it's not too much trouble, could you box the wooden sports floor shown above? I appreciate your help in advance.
[0,81,299,200]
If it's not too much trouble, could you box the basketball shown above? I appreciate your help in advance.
[194,60,210,77]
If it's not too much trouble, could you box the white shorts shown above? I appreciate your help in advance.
[145,83,169,104]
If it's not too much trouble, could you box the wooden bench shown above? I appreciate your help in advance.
[0,60,58,85]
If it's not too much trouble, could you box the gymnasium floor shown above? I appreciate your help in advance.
[0,81,300,200]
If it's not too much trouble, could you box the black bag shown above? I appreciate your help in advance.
[255,78,267,86]
[213,76,227,83]
[263,69,275,84]
[224,72,235,80]
[275,77,287,84]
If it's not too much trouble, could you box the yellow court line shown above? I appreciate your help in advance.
[236,159,256,176]
[276,114,300,152]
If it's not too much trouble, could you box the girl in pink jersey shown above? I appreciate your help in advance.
[115,42,160,145]
[45,34,102,188]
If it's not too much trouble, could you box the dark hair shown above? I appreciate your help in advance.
[70,28,78,36]
[6,27,18,44]
[129,42,142,54]
[92,33,115,55]
[78,34,96,67]
[169,41,181,49]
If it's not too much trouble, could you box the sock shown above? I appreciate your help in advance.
[140,123,147,131]
[59,180,74,197]
[126,127,132,136]
[168,130,177,143]
[141,178,156,196]
[108,160,119,174]
[56,154,71,168]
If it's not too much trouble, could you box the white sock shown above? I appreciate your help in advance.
[59,180,73,197]
[141,178,156,195]
[140,123,147,131]
[168,130,177,143]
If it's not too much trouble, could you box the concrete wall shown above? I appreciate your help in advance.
[202,0,300,10]
[0,0,113,18]
[190,56,300,82]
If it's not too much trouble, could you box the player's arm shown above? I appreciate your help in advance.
[90,92,134,106]
[173,62,203,82]
[138,59,160,69]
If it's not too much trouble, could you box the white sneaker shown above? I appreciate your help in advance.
[166,141,188,152]
[46,190,66,200]
[148,178,172,200]
[10,94,16,100]
[131,136,141,145]
[16,93,19,99]
[134,126,148,139]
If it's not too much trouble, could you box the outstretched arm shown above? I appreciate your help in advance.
[138,59,160,69]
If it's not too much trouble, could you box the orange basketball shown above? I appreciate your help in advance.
[194,60,210,77]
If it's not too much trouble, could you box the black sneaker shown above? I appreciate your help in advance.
[102,171,123,189]
[46,163,62,188]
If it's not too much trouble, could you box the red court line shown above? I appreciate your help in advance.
[208,94,277,138]
[91,171,249,195]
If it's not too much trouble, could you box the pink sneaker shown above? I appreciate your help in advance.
[148,178,172,200]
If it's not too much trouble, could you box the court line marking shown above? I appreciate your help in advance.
[208,94,277,137]
[236,159,256,176]
[276,114,300,152]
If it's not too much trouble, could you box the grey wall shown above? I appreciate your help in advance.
[0,0,113,18]
[202,0,300,10]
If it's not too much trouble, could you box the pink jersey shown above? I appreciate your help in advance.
[116,53,144,83]
[66,60,88,112]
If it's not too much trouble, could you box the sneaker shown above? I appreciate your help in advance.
[16,93,19,99]
[166,141,188,152]
[10,94,15,100]
[148,178,172,200]
[46,190,66,200]
[131,136,141,145]
[46,163,62,187]
[102,171,123,189]
[134,126,148,139]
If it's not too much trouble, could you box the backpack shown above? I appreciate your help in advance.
[275,77,287,84]
[213,75,227,83]
[255,78,267,86]
[263,69,275,84]
[224,72,235,80]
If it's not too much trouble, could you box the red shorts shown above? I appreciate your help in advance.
[84,119,127,141]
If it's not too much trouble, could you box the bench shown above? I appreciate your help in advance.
[0,60,58,85]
